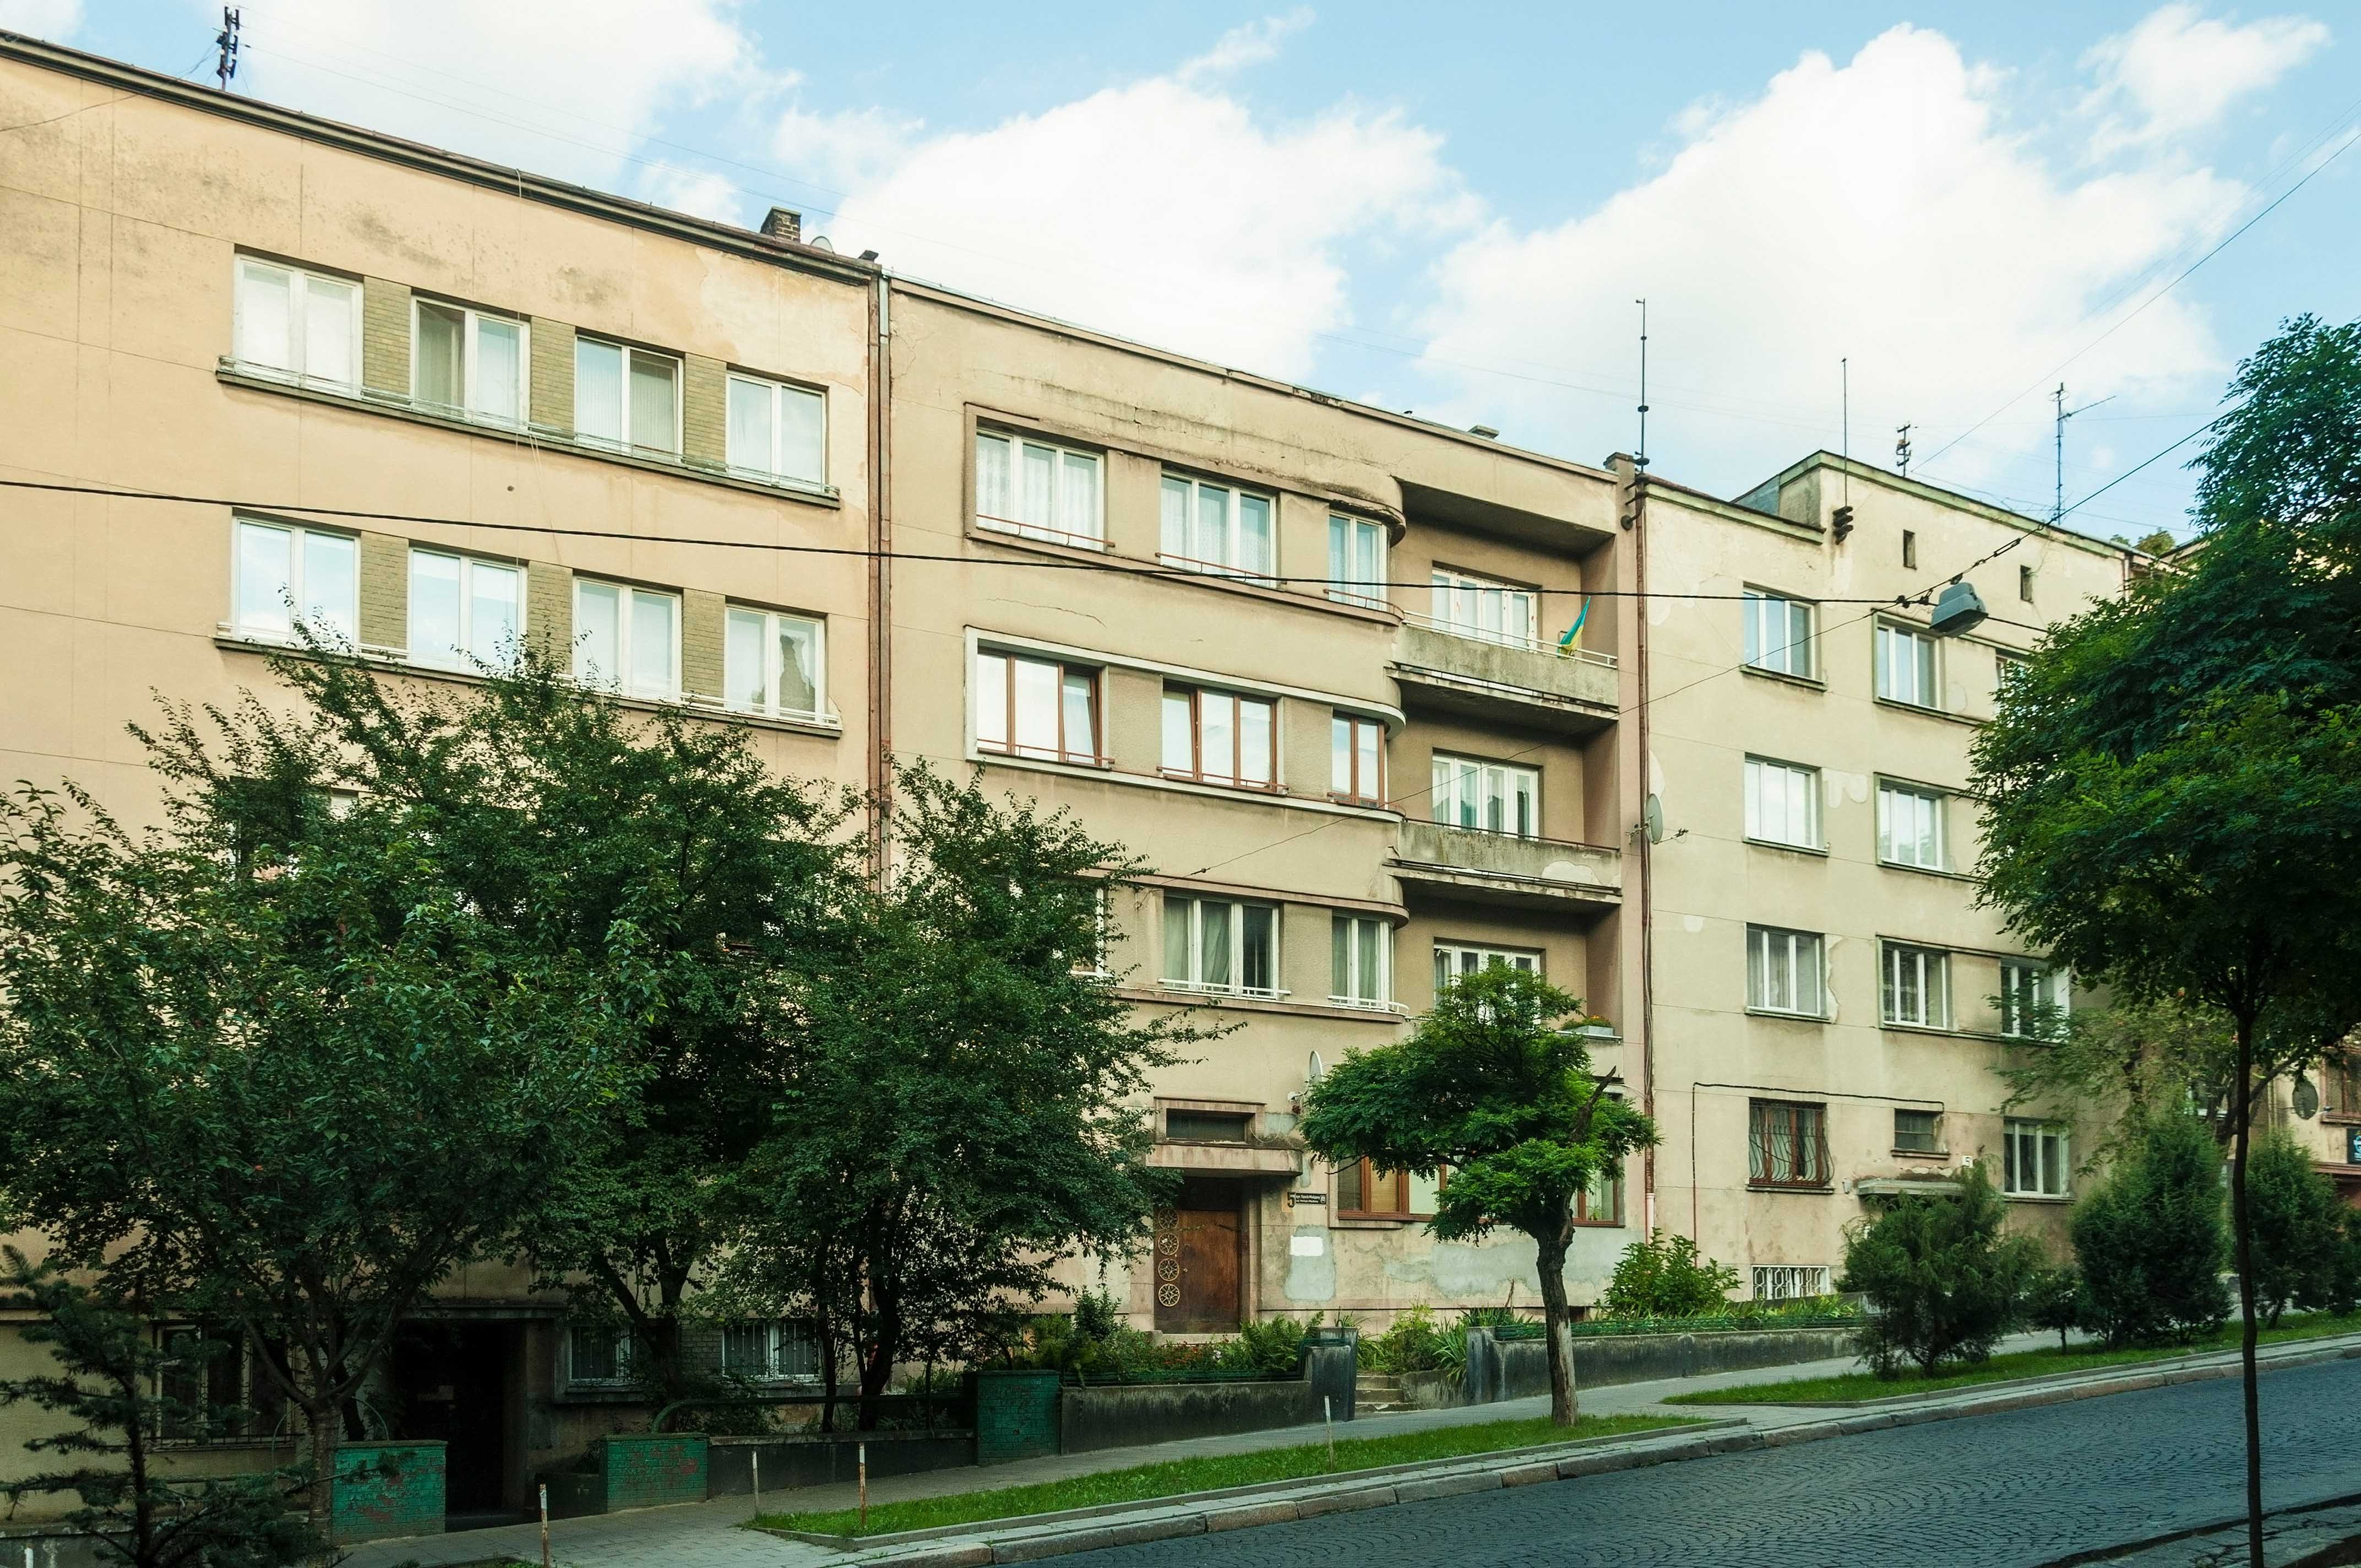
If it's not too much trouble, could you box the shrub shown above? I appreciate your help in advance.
[1361,1306,1452,1374]
[2023,1264,2086,1351]
[2245,1130,2352,1326]
[1840,1161,2040,1378]
[1600,1231,1740,1319]
[1216,1315,1308,1378]
[2073,1112,2229,1347]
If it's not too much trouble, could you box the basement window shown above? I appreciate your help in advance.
[1163,1110,1253,1143]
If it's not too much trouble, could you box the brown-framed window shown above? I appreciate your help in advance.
[2324,1057,2361,1123]
[1748,1099,1830,1188]
[1331,712,1385,804]
[975,649,1100,764]
[1573,1160,1623,1226]
[1161,685,1276,788]
[1336,1160,1441,1220]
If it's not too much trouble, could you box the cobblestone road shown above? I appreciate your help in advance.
[1068,1355,2361,1568]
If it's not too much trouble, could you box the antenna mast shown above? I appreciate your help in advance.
[1633,298,1649,470]
[214,7,241,92]
[2051,383,2116,522]
[1840,357,1849,506]
[1894,422,1914,477]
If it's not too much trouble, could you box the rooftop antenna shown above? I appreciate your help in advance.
[2052,383,2115,522]
[1894,422,1914,477]
[214,7,241,92]
[1633,298,1649,470]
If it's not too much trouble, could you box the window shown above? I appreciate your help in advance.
[1162,687,1276,788]
[1744,757,1819,849]
[413,299,526,424]
[574,338,681,455]
[975,429,1101,547]
[1742,589,1814,678]
[1160,472,1273,580]
[974,650,1100,764]
[1434,942,1541,990]
[1999,961,2061,1039]
[1901,530,1917,569]
[1328,514,1388,608]
[727,373,826,487]
[720,1320,820,1382]
[1336,1160,1437,1219]
[1882,942,1950,1028]
[574,580,679,700]
[1331,714,1385,805]
[1331,914,1391,1008]
[1875,622,1939,707]
[232,519,358,643]
[2003,1119,2070,1197]
[1747,926,1824,1017]
[1876,783,1946,870]
[565,1325,633,1385]
[157,1325,243,1439]
[1431,754,1538,837]
[1753,1265,1830,1302]
[1573,1159,1623,1226]
[1995,650,2030,697]
[726,607,825,720]
[2018,564,2034,603]
[2326,1057,2361,1121]
[1429,567,1537,649]
[1893,1109,1943,1153]
[1748,1099,1830,1188]
[1165,1109,1252,1142]
[233,257,357,387]
[407,549,521,671]
[1162,894,1278,997]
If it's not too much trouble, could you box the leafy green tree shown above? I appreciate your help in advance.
[1838,1163,2040,1378]
[1299,965,1655,1424]
[1599,1232,1740,1319]
[0,1250,323,1568]
[724,766,1197,1430]
[2245,1130,2351,1326]
[2023,1264,2086,1353]
[1972,314,2361,1566]
[2071,1112,2229,1348]
[2000,996,2237,1167]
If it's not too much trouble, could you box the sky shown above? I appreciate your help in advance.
[9,1,2357,542]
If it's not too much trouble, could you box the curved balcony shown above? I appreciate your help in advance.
[1389,820,1622,914]
[1389,619,1618,734]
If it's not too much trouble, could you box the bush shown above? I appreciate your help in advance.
[2073,1112,2229,1347]
[1600,1231,1740,1318]
[1361,1306,1452,1374]
[2246,1130,2352,1326]
[1215,1315,1308,1378]
[2023,1264,2086,1351]
[1840,1161,2039,1378]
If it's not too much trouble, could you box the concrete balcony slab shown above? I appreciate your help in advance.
[1389,623,1617,734]
[1389,820,1622,913]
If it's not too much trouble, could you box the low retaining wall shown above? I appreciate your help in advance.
[709,1430,976,1495]
[540,1432,709,1518]
[1060,1379,1324,1455]
[1464,1326,1859,1404]
[333,1440,445,1543]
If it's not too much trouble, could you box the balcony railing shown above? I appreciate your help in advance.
[1391,620,1619,732]
[1399,611,1617,667]
[1390,820,1622,911]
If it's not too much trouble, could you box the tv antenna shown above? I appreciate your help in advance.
[214,7,241,92]
[1633,298,1649,470]
[2052,384,2114,521]
[1894,423,1914,477]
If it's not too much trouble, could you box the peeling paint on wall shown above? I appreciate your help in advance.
[1282,1228,1336,1302]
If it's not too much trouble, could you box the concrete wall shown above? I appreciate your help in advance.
[1059,1380,1325,1455]
[1453,1326,1862,1405]
[709,1431,976,1496]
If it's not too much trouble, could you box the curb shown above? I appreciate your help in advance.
[1719,1330,2361,1410]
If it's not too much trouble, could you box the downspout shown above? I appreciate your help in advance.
[1631,466,1658,1240]
[867,274,893,881]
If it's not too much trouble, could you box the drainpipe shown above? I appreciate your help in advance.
[867,275,894,881]
[1629,465,1658,1239]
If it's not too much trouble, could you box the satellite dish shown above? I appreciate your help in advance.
[2294,1073,2320,1120]
[1307,1050,1325,1086]
[1642,795,1666,845]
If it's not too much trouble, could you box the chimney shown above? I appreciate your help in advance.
[759,207,802,243]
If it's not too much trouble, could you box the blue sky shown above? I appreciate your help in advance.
[14,1,2357,540]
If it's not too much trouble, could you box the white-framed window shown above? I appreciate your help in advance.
[2003,1119,2070,1197]
[1995,650,2030,698]
[974,650,1100,764]
[975,430,1102,548]
[1876,782,1946,870]
[1432,754,1538,837]
[574,579,680,700]
[1747,925,1825,1018]
[1875,622,1940,707]
[1434,942,1541,990]
[727,373,826,487]
[1744,757,1819,850]
[1159,472,1274,580]
[2000,961,2063,1038]
[1742,589,1814,678]
[232,518,358,644]
[407,549,522,671]
[1162,687,1276,789]
[1328,514,1388,608]
[232,257,358,388]
[1331,713,1385,805]
[1894,1109,1943,1154]
[564,1325,633,1385]
[1882,941,1950,1028]
[1752,1265,1830,1301]
[719,1319,821,1382]
[1330,914,1392,1008]
[1162,894,1279,997]
[412,298,526,424]
[725,607,825,720]
[1429,567,1538,649]
[574,337,681,455]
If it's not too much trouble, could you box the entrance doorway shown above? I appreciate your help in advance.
[1152,1178,1244,1332]
[389,1322,518,1525]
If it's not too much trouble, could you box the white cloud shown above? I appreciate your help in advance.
[639,166,745,226]
[1415,24,2245,493]
[771,102,924,192]
[1177,8,1315,84]
[2083,3,2329,153]
[0,0,80,39]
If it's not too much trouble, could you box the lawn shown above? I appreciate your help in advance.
[750,1411,1698,1539]
[1667,1309,2361,1406]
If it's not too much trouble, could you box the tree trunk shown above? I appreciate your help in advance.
[1532,1224,1578,1426]
[300,1396,342,1532]
[856,1295,900,1433]
[2230,1018,2263,1568]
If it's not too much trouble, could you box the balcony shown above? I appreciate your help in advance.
[1389,820,1622,913]
[1389,619,1618,734]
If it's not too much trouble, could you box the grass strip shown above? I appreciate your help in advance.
[750,1411,1697,1538]
[1667,1309,2361,1406]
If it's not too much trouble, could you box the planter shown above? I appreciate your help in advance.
[540,1431,709,1516]
[1463,1325,1859,1404]
[971,1369,1062,1465]
[1059,1378,1322,1455]
[331,1440,444,1544]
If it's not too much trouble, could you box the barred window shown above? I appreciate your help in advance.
[1748,1099,1830,1188]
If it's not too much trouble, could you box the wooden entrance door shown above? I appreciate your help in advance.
[1152,1181,1242,1332]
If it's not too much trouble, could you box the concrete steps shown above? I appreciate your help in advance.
[1355,1373,1411,1413]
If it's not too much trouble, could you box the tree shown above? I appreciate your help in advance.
[1299,965,1656,1425]
[1972,314,2361,1566]
[2071,1112,2229,1348]
[0,704,627,1526]
[1999,996,2237,1167]
[0,1251,323,1568]
[2245,1130,2351,1326]
[1599,1232,1740,1319]
[2023,1264,2086,1353]
[1838,1163,2039,1378]
[723,766,1199,1430]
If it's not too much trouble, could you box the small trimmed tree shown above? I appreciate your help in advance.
[2245,1130,2351,1326]
[2072,1112,2229,1348]
[1299,966,1656,1425]
[1839,1163,2039,1378]
[1600,1232,1740,1319]
[2023,1264,2086,1352]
